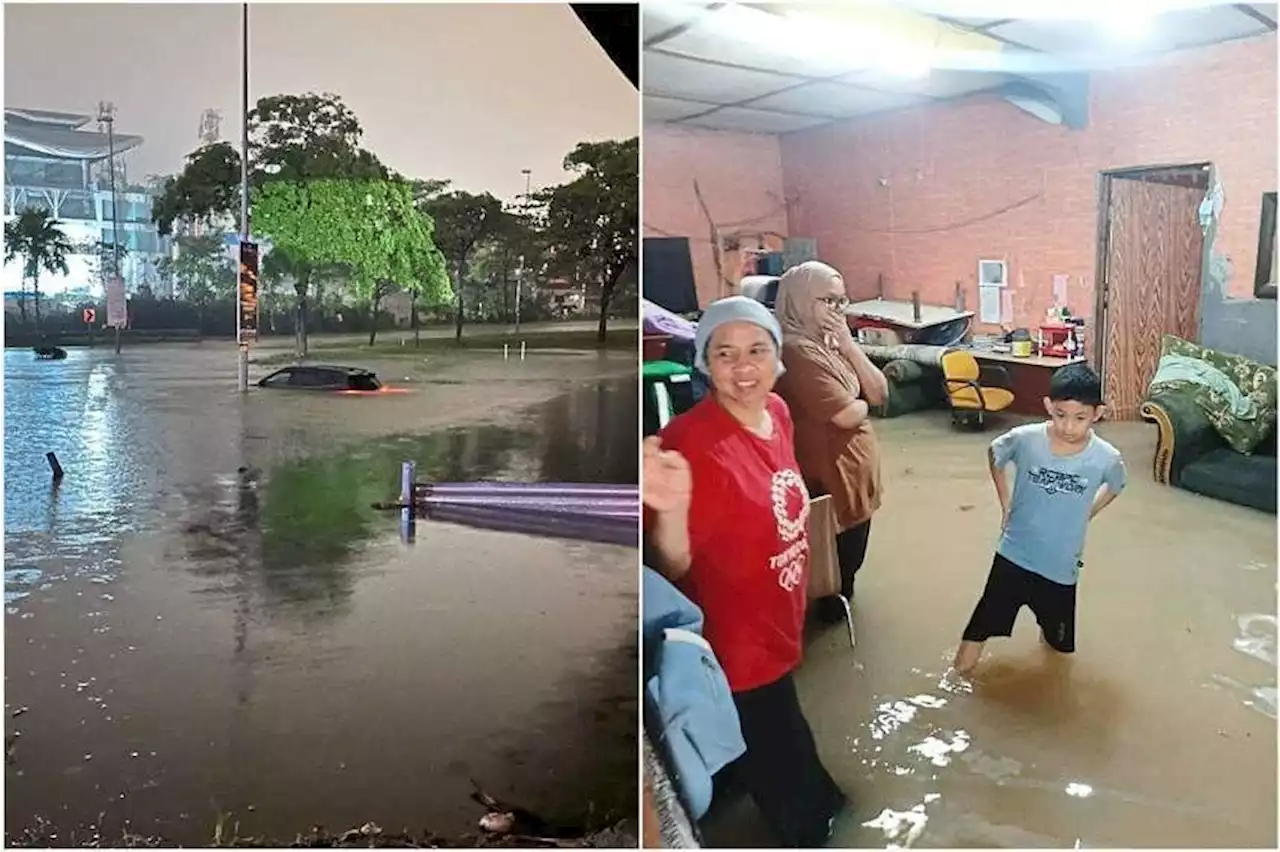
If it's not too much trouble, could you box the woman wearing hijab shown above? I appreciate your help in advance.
[646,295,847,848]
[775,261,888,621]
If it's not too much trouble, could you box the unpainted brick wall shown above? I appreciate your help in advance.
[643,124,788,308]
[778,34,1277,331]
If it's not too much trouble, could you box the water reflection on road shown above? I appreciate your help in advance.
[4,345,638,845]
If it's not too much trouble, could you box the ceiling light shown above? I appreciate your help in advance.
[1097,5,1154,42]
[768,4,938,78]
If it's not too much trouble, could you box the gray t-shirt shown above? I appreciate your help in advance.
[992,422,1126,586]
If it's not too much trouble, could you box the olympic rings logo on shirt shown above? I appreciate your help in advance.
[770,468,810,544]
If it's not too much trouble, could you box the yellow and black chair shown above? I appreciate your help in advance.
[941,350,1015,429]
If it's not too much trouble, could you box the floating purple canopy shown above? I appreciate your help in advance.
[413,480,639,547]
[424,503,637,547]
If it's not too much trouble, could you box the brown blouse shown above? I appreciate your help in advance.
[776,338,882,531]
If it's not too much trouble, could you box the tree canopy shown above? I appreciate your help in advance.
[253,179,450,306]
[418,189,505,340]
[534,137,637,339]
[3,209,74,328]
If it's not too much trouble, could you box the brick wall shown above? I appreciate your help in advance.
[643,124,788,307]
[779,34,1277,331]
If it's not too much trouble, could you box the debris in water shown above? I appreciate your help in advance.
[479,812,516,835]
[1232,614,1277,667]
[12,706,29,718]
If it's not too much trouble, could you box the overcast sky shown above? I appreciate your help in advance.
[4,2,638,200]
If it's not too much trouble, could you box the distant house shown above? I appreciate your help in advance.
[541,278,585,316]
[3,107,170,298]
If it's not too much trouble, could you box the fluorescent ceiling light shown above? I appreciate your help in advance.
[1097,4,1155,41]
[734,3,938,78]
[894,0,1240,19]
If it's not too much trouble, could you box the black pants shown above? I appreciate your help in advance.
[834,520,872,598]
[730,673,846,848]
[961,553,1078,652]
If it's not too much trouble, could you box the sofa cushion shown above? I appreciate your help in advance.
[1180,449,1277,513]
[883,359,926,384]
[1159,335,1278,455]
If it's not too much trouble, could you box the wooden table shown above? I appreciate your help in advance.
[970,351,1086,416]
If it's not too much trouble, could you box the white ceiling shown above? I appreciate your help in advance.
[644,1,1278,134]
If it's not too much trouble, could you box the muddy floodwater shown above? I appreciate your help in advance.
[705,412,1277,849]
[4,344,638,846]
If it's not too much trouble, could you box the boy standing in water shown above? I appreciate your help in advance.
[953,363,1126,675]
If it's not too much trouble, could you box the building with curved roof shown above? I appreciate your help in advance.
[3,107,167,302]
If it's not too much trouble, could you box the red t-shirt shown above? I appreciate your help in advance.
[656,393,811,693]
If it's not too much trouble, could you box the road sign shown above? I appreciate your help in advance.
[105,277,127,328]
[238,240,259,345]
[83,307,96,325]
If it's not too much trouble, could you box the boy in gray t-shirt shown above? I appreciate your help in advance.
[953,363,1126,675]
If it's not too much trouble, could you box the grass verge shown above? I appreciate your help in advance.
[254,328,636,366]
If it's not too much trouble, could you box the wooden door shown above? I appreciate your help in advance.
[1100,177,1205,420]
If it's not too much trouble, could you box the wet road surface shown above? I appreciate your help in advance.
[4,344,638,845]
[705,412,1276,849]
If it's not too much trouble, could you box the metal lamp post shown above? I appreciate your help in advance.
[98,101,123,354]
[517,168,531,334]
[237,1,251,393]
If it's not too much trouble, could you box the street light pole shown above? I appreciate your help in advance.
[517,168,531,334]
[99,102,123,354]
[237,1,250,393]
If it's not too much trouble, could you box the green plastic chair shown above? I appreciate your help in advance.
[643,360,694,435]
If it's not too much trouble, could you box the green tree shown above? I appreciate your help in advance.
[534,137,638,341]
[248,92,386,183]
[151,142,242,236]
[158,234,234,333]
[86,238,129,295]
[150,93,388,354]
[419,189,504,341]
[3,209,74,329]
[253,179,450,349]
[470,208,543,323]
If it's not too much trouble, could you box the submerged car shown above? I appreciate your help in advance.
[258,365,383,392]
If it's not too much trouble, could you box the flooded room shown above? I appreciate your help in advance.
[640,0,1277,846]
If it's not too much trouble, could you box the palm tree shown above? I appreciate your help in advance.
[4,208,74,330]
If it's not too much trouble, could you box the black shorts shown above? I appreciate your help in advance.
[961,553,1077,652]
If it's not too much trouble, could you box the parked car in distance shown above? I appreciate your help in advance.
[258,365,383,392]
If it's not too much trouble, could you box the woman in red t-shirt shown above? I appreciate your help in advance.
[644,296,847,848]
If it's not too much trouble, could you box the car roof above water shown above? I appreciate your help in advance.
[286,365,376,376]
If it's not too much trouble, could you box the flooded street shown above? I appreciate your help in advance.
[712,412,1276,849]
[4,344,638,845]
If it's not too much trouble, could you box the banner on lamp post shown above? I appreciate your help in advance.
[105,277,127,328]
[238,240,259,345]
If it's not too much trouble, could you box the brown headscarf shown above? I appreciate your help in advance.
[775,261,858,394]
[775,260,844,345]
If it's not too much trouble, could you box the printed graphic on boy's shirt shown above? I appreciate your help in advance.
[1026,467,1089,496]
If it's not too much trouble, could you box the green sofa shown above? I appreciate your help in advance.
[1140,336,1277,514]
[874,359,946,418]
